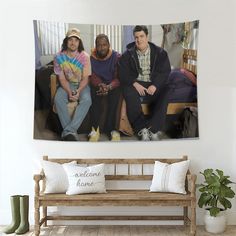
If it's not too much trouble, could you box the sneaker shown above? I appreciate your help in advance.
[149,131,164,141]
[62,133,78,141]
[88,127,100,142]
[138,128,150,141]
[111,130,120,141]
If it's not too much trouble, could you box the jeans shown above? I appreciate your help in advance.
[54,83,91,137]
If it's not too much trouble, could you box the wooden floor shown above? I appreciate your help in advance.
[1,225,236,236]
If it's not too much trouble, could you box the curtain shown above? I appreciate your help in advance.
[122,25,134,53]
[33,20,42,69]
[36,20,68,55]
[94,25,122,53]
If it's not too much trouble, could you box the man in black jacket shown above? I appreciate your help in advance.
[119,25,171,141]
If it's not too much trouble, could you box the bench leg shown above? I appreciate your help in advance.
[190,202,196,236]
[43,206,47,227]
[34,204,40,236]
[183,206,188,226]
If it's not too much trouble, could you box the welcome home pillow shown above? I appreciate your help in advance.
[42,160,76,194]
[63,163,106,195]
[150,160,190,194]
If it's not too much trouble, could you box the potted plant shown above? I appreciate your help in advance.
[198,168,235,234]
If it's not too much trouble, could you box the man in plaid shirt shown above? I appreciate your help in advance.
[119,25,171,141]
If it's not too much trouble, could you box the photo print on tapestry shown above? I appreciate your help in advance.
[33,20,199,142]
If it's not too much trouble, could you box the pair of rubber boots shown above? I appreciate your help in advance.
[3,195,29,234]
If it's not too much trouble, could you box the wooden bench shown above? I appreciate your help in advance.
[34,155,197,236]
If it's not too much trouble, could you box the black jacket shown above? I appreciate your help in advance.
[119,42,171,89]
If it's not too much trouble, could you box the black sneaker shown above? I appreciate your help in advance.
[62,133,77,141]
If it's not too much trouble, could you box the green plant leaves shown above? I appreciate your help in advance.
[198,192,211,208]
[220,185,235,198]
[219,197,232,209]
[216,169,223,178]
[197,168,235,216]
[209,207,220,217]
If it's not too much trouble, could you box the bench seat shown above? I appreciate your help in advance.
[34,156,196,236]
[39,190,192,206]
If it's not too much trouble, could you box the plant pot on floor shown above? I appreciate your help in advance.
[197,168,235,234]
[204,209,226,234]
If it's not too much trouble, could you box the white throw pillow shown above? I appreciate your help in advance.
[63,163,106,195]
[150,160,190,194]
[42,160,76,193]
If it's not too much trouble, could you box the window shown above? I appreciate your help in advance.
[93,24,122,53]
[36,20,68,55]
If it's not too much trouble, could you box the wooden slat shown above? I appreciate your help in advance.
[39,190,191,199]
[167,103,197,115]
[41,200,191,207]
[24,225,236,236]
[181,49,197,75]
[46,157,187,165]
[39,217,47,226]
[50,74,57,102]
[46,215,184,221]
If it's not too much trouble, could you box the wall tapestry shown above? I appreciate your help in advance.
[33,20,199,142]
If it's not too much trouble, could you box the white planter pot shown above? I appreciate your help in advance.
[204,210,227,234]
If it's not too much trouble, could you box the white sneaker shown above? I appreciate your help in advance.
[138,128,150,141]
[149,131,164,141]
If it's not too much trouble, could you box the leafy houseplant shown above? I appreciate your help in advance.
[198,169,235,217]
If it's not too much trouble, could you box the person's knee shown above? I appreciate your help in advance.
[123,86,137,99]
[80,94,92,107]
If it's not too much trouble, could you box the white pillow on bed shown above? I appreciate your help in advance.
[63,163,106,195]
[149,160,190,194]
[42,160,76,194]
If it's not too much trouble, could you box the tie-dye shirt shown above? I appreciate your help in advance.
[54,51,91,84]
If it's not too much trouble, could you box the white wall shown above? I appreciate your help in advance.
[1,0,236,225]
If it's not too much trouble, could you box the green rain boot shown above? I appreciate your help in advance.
[3,195,21,234]
[15,195,30,235]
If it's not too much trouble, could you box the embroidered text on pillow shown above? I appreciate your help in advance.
[63,163,106,195]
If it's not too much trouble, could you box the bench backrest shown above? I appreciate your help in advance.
[43,155,189,181]
[181,49,197,75]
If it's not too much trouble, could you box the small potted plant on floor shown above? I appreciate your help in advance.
[198,169,235,234]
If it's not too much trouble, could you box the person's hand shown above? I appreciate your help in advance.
[96,83,109,96]
[133,82,148,96]
[96,86,103,96]
[69,90,80,101]
[101,84,109,94]
[146,85,157,95]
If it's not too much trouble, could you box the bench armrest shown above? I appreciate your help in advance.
[187,174,197,197]
[34,174,44,181]
[50,73,57,103]
[33,173,45,197]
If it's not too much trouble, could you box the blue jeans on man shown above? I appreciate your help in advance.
[54,83,91,139]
